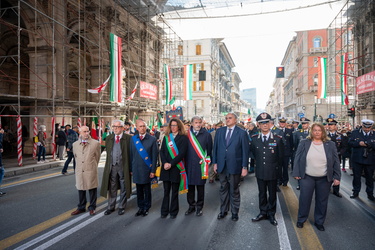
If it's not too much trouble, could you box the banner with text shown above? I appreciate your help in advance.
[357,70,375,95]
[140,81,157,100]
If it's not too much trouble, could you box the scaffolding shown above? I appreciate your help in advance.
[0,0,182,162]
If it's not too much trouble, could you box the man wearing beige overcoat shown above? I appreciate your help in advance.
[71,126,101,216]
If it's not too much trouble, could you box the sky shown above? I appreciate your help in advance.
[163,0,346,110]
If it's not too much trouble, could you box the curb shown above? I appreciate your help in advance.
[4,161,65,177]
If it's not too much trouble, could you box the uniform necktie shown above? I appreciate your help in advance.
[226,129,232,146]
[263,135,267,143]
[116,135,120,144]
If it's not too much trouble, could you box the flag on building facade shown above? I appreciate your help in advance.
[157,111,163,128]
[88,75,111,94]
[341,53,349,105]
[184,64,193,100]
[126,82,138,100]
[110,33,122,103]
[164,64,172,105]
[317,57,327,99]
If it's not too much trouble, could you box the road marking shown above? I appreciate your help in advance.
[281,185,323,250]
[2,172,66,188]
[275,198,292,250]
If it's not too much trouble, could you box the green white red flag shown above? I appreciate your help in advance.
[317,57,327,99]
[184,64,193,100]
[110,33,122,103]
[164,64,172,105]
[341,53,349,105]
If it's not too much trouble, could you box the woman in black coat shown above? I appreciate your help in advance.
[160,118,188,219]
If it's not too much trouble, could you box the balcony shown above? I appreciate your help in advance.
[309,47,327,54]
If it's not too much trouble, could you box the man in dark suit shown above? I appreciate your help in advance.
[349,119,375,201]
[130,119,158,217]
[213,113,249,221]
[251,113,284,226]
[326,118,343,198]
[274,117,294,187]
[100,120,132,215]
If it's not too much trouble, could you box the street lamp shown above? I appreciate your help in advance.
[314,95,317,122]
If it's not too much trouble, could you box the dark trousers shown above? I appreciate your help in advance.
[187,184,205,210]
[218,173,241,215]
[279,156,290,185]
[352,162,375,195]
[37,145,45,161]
[256,178,277,216]
[62,151,75,173]
[249,158,255,172]
[161,181,179,216]
[136,183,152,211]
[298,174,332,225]
[77,188,97,211]
[108,164,127,210]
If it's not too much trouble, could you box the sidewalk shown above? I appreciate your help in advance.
[2,155,65,178]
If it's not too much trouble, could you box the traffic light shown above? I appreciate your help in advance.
[347,107,355,117]
[276,66,284,78]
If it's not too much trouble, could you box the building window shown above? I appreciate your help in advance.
[313,37,321,48]
[196,44,201,55]
[313,74,318,86]
[313,57,318,67]
[178,45,183,55]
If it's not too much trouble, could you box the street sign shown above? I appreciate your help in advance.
[298,113,305,118]
[328,113,336,119]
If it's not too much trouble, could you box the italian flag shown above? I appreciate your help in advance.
[317,57,327,99]
[164,64,172,105]
[341,53,349,105]
[184,64,193,100]
[110,33,122,103]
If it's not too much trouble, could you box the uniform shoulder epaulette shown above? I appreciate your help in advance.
[251,134,258,138]
[274,134,282,139]
[272,127,277,130]
[299,129,304,132]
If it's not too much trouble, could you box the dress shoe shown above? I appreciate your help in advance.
[104,209,114,215]
[314,223,325,231]
[368,194,375,201]
[71,209,85,215]
[196,209,203,216]
[142,210,149,217]
[89,210,96,216]
[161,214,167,218]
[135,209,144,217]
[185,207,196,215]
[269,215,278,226]
[350,193,359,199]
[333,192,342,198]
[118,209,125,215]
[296,222,304,228]
[232,214,239,221]
[252,214,268,222]
[296,185,300,190]
[217,212,228,220]
[170,215,177,219]
[209,179,214,183]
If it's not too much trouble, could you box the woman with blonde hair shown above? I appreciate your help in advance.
[292,123,341,231]
[159,118,188,219]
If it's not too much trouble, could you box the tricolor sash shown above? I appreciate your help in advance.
[132,136,158,188]
[165,134,188,194]
[187,130,210,179]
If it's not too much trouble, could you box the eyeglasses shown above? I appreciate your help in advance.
[112,126,123,128]
[225,117,233,120]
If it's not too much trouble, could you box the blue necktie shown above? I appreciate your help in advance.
[226,129,232,146]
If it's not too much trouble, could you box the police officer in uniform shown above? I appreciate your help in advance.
[251,112,284,226]
[293,117,311,190]
[274,117,294,186]
[326,118,343,198]
[348,119,375,201]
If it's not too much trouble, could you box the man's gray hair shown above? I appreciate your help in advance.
[226,112,238,120]
[112,119,124,127]
[136,118,147,127]
[191,116,202,123]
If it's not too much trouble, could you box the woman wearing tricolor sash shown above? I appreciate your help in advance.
[160,118,188,219]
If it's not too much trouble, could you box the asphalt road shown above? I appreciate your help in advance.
[1,155,375,250]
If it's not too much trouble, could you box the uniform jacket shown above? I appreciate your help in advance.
[130,133,158,184]
[293,129,309,152]
[292,139,341,182]
[348,129,375,165]
[185,127,213,186]
[250,132,284,180]
[274,127,294,157]
[160,134,188,183]
[212,126,249,175]
[72,137,101,190]
[100,133,132,198]
[327,132,342,154]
